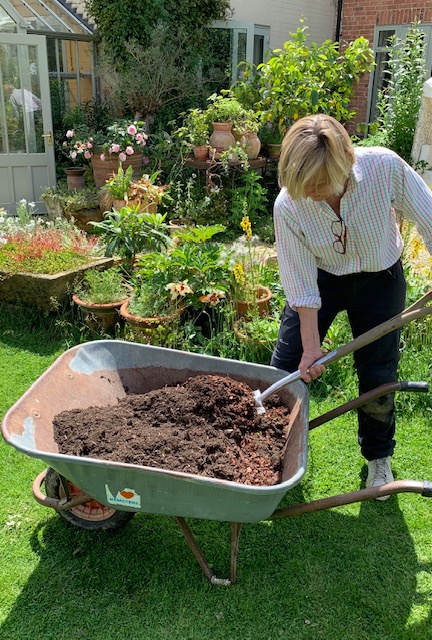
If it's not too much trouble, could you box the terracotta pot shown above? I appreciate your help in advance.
[240,132,261,159]
[112,198,157,214]
[233,285,272,319]
[120,300,183,328]
[120,300,183,342]
[91,152,143,188]
[64,207,104,233]
[233,317,278,346]
[267,143,282,159]
[64,167,86,191]
[193,145,209,161]
[209,122,235,160]
[73,293,129,334]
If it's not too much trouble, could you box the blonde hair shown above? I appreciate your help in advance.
[278,114,355,200]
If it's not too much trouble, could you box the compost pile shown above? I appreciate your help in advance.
[52,375,291,486]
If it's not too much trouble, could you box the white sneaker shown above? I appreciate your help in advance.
[366,457,394,501]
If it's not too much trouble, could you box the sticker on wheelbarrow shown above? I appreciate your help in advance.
[105,485,141,508]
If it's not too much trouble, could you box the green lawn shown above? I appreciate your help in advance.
[1,304,432,640]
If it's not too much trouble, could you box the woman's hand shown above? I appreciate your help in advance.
[299,349,326,382]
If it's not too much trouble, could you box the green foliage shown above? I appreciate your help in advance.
[374,22,427,163]
[134,225,231,311]
[102,165,134,200]
[175,108,211,147]
[85,0,231,68]
[241,22,374,135]
[75,266,130,304]
[62,187,100,213]
[91,205,170,262]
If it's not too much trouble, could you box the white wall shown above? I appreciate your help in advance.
[230,0,337,49]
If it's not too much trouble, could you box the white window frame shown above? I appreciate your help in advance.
[211,20,270,82]
[367,23,432,124]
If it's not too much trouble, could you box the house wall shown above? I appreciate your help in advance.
[231,0,337,48]
[340,1,432,126]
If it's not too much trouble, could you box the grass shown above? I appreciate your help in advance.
[1,301,432,640]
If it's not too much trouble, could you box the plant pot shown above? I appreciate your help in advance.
[209,123,236,160]
[91,152,143,188]
[233,285,272,319]
[0,257,115,310]
[267,143,282,159]
[112,198,158,214]
[168,219,194,236]
[120,300,183,343]
[193,145,209,161]
[64,207,104,233]
[64,167,86,191]
[233,317,279,346]
[73,293,130,335]
[240,132,261,160]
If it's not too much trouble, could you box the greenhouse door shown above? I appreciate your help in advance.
[0,33,55,214]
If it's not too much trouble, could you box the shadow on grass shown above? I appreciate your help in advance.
[1,487,430,640]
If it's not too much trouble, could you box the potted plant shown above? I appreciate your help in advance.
[101,164,134,210]
[230,209,272,318]
[90,204,170,270]
[258,122,286,158]
[132,224,231,337]
[205,93,249,159]
[62,186,103,232]
[176,108,211,161]
[72,266,131,334]
[0,202,112,309]
[62,125,93,190]
[119,279,185,342]
[233,314,280,346]
[89,120,148,187]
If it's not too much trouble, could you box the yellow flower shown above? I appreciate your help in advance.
[233,263,246,284]
[293,113,299,121]
[240,215,252,240]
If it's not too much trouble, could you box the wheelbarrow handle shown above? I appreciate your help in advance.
[255,289,432,407]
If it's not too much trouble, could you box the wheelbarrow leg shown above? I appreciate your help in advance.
[175,517,242,586]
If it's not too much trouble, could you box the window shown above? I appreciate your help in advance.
[368,24,432,123]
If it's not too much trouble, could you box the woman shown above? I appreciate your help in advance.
[271,114,432,499]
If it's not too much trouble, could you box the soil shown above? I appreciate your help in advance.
[52,375,291,486]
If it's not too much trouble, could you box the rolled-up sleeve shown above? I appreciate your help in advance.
[274,191,321,309]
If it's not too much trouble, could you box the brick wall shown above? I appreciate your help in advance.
[340,1,432,127]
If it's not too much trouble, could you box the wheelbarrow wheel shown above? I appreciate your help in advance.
[44,468,135,530]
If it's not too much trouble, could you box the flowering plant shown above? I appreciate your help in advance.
[92,120,148,162]
[0,205,100,274]
[134,224,231,313]
[63,125,93,166]
[230,207,268,304]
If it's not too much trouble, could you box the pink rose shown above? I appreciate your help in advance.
[84,150,92,159]
[111,143,121,153]
[125,146,134,155]
[142,156,149,164]
[100,153,106,161]
[119,152,127,162]
[127,125,137,135]
[70,151,77,159]
[87,141,93,149]
[66,130,74,138]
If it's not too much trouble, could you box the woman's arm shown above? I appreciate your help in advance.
[297,307,326,381]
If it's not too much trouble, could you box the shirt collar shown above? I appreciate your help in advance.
[346,162,363,193]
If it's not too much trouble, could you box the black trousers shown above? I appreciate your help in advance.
[271,260,407,460]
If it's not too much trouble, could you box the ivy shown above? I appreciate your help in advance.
[84,0,231,67]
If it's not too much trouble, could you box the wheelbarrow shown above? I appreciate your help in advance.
[2,291,432,585]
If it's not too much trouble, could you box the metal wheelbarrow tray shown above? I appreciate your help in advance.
[2,340,309,524]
